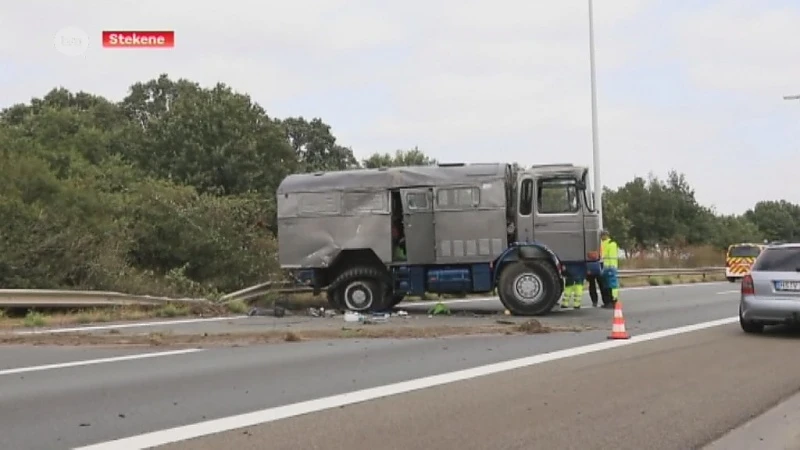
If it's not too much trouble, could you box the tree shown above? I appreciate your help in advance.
[119,74,296,197]
[711,215,763,249]
[282,116,359,172]
[601,187,632,251]
[745,200,800,242]
[362,147,437,168]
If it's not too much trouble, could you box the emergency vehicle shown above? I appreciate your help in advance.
[725,243,765,282]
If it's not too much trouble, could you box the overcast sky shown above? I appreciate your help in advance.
[1,0,799,214]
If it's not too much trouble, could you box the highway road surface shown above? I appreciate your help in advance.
[1,282,799,450]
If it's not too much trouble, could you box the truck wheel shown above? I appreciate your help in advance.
[326,290,343,310]
[387,293,405,309]
[329,267,389,312]
[498,260,560,316]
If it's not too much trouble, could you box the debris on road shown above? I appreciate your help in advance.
[343,311,362,323]
[0,312,591,347]
[427,302,451,316]
[343,312,391,324]
[517,319,547,334]
[247,306,287,318]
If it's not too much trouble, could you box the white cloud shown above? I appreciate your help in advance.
[1,0,799,214]
[674,3,800,96]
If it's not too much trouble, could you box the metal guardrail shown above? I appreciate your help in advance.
[0,267,725,309]
[616,267,725,277]
[0,289,209,308]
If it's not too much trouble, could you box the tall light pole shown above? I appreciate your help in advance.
[588,0,603,230]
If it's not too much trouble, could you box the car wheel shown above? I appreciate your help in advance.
[739,305,764,334]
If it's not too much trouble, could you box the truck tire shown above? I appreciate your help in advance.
[498,260,561,316]
[326,290,343,310]
[329,266,390,312]
[387,293,405,309]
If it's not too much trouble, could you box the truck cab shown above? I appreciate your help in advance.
[513,164,601,266]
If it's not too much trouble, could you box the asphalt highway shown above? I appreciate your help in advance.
[1,281,798,450]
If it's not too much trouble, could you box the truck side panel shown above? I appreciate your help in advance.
[583,212,601,258]
[433,181,508,265]
[391,263,495,297]
[277,191,392,267]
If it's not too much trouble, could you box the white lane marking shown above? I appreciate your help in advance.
[409,282,728,307]
[0,349,203,376]
[716,290,740,295]
[74,316,739,450]
[13,316,249,335]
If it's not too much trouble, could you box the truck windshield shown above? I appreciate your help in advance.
[728,245,762,258]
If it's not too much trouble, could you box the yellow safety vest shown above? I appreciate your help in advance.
[601,238,619,269]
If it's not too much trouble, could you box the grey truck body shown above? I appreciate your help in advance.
[276,162,600,316]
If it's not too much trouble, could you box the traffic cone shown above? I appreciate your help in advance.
[608,301,630,340]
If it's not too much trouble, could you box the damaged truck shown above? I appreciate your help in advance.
[276,162,601,316]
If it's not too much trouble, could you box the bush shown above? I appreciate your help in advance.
[0,150,281,298]
[621,245,725,269]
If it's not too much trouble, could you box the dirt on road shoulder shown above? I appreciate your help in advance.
[0,312,592,348]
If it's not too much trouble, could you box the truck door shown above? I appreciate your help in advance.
[532,177,585,261]
[400,187,436,264]
[581,173,601,258]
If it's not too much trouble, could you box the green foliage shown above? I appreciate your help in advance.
[1,73,798,298]
[362,147,437,168]
[0,74,353,297]
[23,310,46,327]
[600,169,794,258]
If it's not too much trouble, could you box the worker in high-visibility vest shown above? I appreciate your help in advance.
[561,267,584,310]
[600,229,620,308]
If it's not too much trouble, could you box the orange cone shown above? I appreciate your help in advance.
[608,301,630,340]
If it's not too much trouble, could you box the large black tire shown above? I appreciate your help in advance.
[326,290,343,310]
[328,266,390,313]
[739,304,764,334]
[386,293,406,309]
[498,260,561,316]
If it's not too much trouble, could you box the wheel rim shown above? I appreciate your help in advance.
[513,273,543,304]
[343,281,373,311]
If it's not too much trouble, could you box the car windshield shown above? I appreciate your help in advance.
[751,247,800,272]
[728,245,761,258]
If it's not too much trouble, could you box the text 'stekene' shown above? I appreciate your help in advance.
[102,31,175,48]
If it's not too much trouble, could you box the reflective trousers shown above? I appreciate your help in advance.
[602,267,620,301]
[562,280,584,308]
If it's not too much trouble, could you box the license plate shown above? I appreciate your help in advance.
[775,281,800,292]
